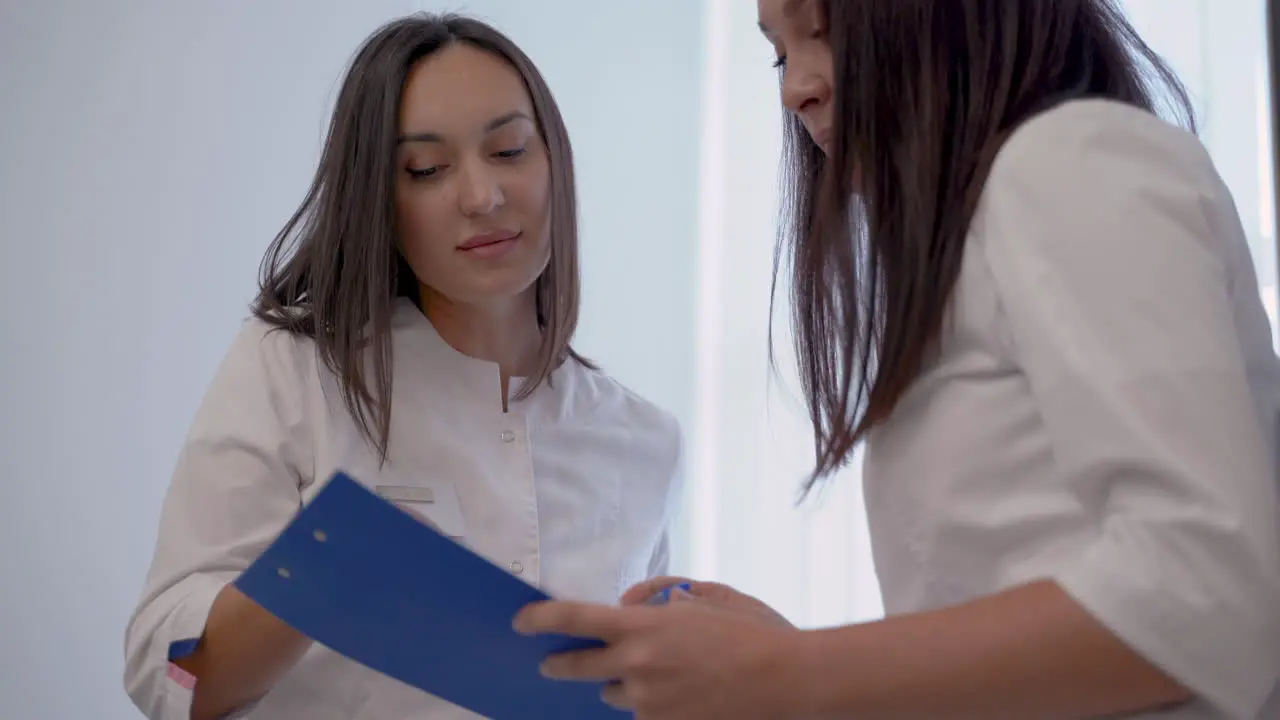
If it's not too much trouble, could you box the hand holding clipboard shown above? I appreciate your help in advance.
[235,472,630,720]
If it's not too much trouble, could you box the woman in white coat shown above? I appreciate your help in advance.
[124,13,682,720]
[517,0,1280,717]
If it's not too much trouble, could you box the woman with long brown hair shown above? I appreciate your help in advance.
[123,13,682,720]
[518,1,1280,717]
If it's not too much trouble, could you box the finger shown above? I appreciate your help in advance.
[600,681,634,710]
[620,576,695,606]
[540,646,622,682]
[684,580,736,597]
[513,600,629,641]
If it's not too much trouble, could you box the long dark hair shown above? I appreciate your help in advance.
[253,13,585,458]
[777,0,1196,493]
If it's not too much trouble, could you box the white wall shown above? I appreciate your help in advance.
[0,1,703,717]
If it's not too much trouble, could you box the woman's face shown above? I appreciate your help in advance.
[394,43,552,308]
[757,0,834,154]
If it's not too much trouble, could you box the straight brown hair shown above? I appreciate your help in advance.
[252,13,587,458]
[776,0,1196,493]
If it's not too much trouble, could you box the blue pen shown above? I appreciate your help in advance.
[645,582,692,606]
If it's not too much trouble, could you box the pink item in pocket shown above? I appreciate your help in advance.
[167,662,197,690]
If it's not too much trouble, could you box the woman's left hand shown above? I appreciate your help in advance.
[513,594,803,719]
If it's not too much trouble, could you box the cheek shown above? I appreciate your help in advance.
[817,46,835,88]
[517,166,551,212]
[508,165,553,235]
[395,188,453,258]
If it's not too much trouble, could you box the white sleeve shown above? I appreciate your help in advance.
[979,101,1280,717]
[647,531,671,578]
[648,412,686,579]
[123,320,314,719]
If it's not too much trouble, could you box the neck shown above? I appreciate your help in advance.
[419,286,542,383]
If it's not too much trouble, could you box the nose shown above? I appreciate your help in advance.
[780,66,829,121]
[457,160,504,217]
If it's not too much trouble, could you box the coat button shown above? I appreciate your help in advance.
[509,561,524,574]
[500,430,516,443]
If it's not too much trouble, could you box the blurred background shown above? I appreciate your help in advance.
[1,1,1274,717]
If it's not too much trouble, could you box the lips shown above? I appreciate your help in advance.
[458,230,520,251]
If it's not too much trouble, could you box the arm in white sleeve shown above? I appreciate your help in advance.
[123,320,314,719]
[649,413,685,580]
[980,100,1280,716]
[647,531,671,578]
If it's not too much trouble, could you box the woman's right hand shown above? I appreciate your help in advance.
[621,576,796,629]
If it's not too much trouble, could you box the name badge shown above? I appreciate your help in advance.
[375,482,467,539]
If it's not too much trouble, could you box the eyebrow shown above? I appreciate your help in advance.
[758,0,806,34]
[396,110,534,145]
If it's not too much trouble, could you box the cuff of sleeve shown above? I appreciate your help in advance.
[146,574,257,719]
[164,573,226,660]
[1053,543,1279,718]
[154,574,225,718]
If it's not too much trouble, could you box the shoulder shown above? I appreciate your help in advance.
[978,98,1223,242]
[990,98,1213,189]
[179,314,321,465]
[228,314,317,371]
[568,362,683,465]
[973,98,1234,274]
[209,314,321,402]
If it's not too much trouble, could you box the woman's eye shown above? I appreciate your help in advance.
[494,148,526,159]
[772,55,787,70]
[406,166,440,179]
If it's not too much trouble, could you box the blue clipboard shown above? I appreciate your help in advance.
[234,471,629,719]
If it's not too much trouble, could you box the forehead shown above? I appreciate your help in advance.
[758,0,808,33]
[399,42,534,132]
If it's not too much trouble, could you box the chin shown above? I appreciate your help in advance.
[454,274,541,307]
